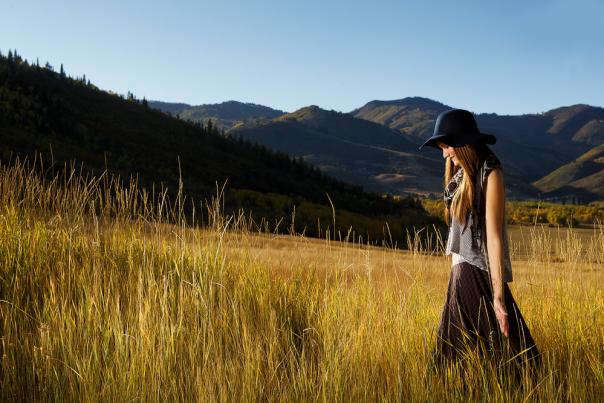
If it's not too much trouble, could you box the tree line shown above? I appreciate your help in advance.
[0,48,441,245]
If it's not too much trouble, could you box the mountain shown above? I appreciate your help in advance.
[146,100,191,116]
[352,98,604,201]
[229,105,444,195]
[0,52,438,242]
[544,104,604,146]
[149,100,285,131]
[532,143,604,200]
[103,93,604,202]
[147,96,602,202]
[474,106,604,179]
[350,96,450,144]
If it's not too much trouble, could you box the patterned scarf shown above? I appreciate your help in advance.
[443,153,502,249]
[443,167,464,210]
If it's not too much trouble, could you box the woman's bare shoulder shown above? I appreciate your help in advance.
[485,167,505,206]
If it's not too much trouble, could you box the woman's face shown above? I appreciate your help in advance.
[438,143,459,166]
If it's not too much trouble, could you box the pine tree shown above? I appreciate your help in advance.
[14,51,22,64]
[60,64,65,77]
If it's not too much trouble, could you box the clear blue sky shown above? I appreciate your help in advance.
[2,0,603,114]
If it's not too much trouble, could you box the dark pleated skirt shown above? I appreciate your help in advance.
[434,262,540,367]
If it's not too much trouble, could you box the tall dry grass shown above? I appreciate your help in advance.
[1,158,603,401]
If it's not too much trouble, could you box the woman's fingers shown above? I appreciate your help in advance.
[494,301,509,337]
[494,300,508,315]
[496,311,509,337]
[500,315,509,338]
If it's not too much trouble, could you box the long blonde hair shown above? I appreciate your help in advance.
[442,143,484,225]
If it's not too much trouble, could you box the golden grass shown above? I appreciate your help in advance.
[1,159,603,401]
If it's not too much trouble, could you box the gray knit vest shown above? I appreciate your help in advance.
[444,154,513,283]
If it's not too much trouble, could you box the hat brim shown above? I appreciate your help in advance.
[418,132,496,150]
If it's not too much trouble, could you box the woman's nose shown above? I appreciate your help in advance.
[442,147,448,158]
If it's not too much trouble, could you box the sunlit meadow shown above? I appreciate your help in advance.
[1,159,603,401]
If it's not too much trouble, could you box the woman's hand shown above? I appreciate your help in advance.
[493,298,509,338]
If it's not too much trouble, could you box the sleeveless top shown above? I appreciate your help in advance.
[444,153,514,283]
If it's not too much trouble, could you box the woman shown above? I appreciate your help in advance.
[419,109,540,367]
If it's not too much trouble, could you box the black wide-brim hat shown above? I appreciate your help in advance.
[419,109,496,150]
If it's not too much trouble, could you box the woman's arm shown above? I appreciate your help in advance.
[485,168,509,337]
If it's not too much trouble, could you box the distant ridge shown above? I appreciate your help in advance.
[543,104,604,145]
[230,104,443,196]
[147,100,191,116]
[149,100,285,131]
[350,96,450,114]
[533,143,604,199]
[351,98,604,201]
[150,96,604,202]
[351,97,451,145]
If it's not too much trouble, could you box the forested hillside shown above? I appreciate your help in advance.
[0,50,439,243]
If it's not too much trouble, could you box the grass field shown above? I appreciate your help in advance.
[1,160,603,402]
